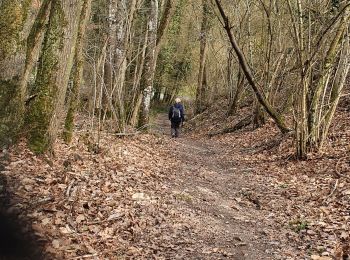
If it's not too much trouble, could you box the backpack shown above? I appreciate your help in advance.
[172,106,181,120]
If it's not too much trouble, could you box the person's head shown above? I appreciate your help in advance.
[175,98,181,104]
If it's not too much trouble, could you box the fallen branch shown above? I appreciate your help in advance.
[252,134,288,153]
[214,0,292,134]
[186,107,209,124]
[115,132,140,137]
[209,115,252,137]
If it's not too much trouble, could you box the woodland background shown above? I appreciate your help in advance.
[0,0,349,157]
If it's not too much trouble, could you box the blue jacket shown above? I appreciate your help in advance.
[169,103,185,122]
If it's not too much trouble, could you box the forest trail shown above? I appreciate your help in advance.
[151,113,277,259]
[2,112,348,259]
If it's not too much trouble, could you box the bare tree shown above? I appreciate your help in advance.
[214,0,291,133]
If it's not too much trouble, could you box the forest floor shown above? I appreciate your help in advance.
[0,105,349,259]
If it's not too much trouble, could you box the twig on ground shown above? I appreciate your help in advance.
[325,179,339,201]
[33,196,54,206]
[335,156,350,181]
[86,214,123,225]
[70,253,99,259]
[66,179,76,197]
[115,132,140,137]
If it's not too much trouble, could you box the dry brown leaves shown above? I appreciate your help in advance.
[189,103,350,259]
[1,133,194,259]
[1,101,349,259]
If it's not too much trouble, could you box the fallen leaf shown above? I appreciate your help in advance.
[52,239,60,249]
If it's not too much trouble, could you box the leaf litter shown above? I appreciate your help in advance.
[0,104,349,259]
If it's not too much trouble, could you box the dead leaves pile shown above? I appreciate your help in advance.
[0,102,349,259]
[0,134,194,259]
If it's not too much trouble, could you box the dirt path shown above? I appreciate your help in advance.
[1,112,348,259]
[153,114,278,259]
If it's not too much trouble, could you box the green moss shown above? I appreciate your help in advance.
[0,79,23,147]
[63,58,80,144]
[26,1,65,154]
[289,219,309,233]
[26,0,51,68]
[21,0,33,24]
[0,1,23,59]
[0,1,33,147]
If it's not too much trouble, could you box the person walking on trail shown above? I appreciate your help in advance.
[169,98,185,138]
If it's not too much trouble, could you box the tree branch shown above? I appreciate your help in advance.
[214,0,292,133]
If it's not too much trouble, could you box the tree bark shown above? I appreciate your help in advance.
[227,65,244,116]
[113,0,138,132]
[320,35,349,149]
[195,0,210,114]
[102,0,118,118]
[26,0,82,153]
[155,0,175,59]
[21,0,51,102]
[127,23,148,126]
[308,7,349,147]
[0,0,33,147]
[139,0,159,128]
[63,0,92,143]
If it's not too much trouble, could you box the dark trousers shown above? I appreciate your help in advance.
[171,121,181,137]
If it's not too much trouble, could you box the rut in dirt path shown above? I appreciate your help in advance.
[152,113,278,259]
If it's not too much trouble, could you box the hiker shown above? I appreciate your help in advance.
[168,98,185,138]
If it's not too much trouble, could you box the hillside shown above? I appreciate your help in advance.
[1,99,349,259]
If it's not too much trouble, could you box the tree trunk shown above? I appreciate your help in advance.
[63,0,92,143]
[155,0,175,59]
[287,0,308,159]
[114,0,127,132]
[127,24,148,126]
[21,0,51,102]
[0,0,33,147]
[102,0,118,119]
[253,103,266,128]
[26,0,82,153]
[130,93,143,128]
[307,7,349,148]
[113,0,138,132]
[227,65,244,116]
[195,0,210,115]
[139,0,159,128]
[138,0,175,128]
[320,35,349,149]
